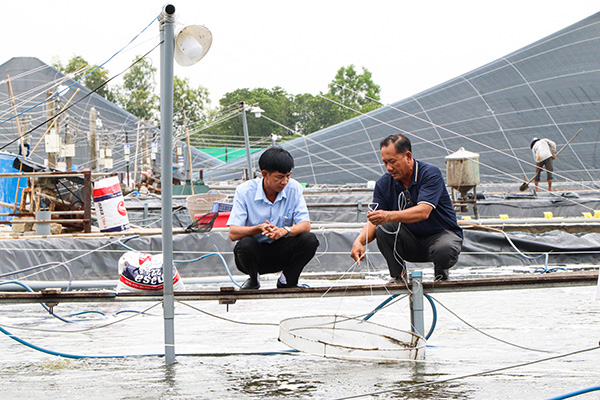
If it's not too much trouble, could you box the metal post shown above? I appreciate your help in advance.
[241,102,253,179]
[410,270,425,338]
[159,3,176,365]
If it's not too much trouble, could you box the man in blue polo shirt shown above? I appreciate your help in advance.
[351,134,462,282]
[228,147,319,290]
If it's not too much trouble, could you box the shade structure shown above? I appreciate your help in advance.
[206,12,600,187]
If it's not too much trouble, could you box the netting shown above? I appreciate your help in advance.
[279,315,426,362]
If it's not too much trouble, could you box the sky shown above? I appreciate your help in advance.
[1,1,598,107]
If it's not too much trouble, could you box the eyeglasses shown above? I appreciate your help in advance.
[401,190,413,208]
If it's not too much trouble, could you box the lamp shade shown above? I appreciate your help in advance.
[175,25,213,66]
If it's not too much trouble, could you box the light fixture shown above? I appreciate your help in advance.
[174,25,213,66]
[249,106,264,118]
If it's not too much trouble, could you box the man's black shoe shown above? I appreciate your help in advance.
[276,280,302,289]
[240,278,260,290]
[434,269,450,281]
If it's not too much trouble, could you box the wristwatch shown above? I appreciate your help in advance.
[283,226,292,237]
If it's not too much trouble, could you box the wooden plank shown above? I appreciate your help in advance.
[0,270,596,305]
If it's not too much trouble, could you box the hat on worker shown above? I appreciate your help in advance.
[530,137,539,149]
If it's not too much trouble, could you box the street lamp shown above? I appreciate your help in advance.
[240,103,264,179]
[159,4,212,365]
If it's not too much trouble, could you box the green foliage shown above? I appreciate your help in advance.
[51,55,382,149]
[173,76,211,136]
[201,87,299,145]
[200,65,382,142]
[112,57,159,121]
[327,64,381,120]
[52,55,112,99]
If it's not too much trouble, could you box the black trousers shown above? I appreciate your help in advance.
[233,232,319,286]
[375,223,462,278]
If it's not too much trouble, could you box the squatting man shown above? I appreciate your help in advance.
[227,147,319,290]
[351,134,463,282]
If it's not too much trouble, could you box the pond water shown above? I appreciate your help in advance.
[1,275,599,399]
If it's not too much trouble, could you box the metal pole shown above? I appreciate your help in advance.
[410,270,425,338]
[159,3,176,365]
[241,102,253,179]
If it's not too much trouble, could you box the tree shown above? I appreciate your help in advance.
[326,65,382,120]
[293,93,344,135]
[173,76,211,136]
[52,55,112,99]
[112,56,159,121]
[201,87,298,145]
[194,65,383,147]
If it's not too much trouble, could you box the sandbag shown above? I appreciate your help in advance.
[116,251,185,293]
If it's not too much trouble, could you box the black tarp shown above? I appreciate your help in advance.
[0,228,597,283]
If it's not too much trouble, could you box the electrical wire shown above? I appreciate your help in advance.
[0,41,163,152]
[0,12,161,129]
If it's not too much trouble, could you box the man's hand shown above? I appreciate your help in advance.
[350,241,366,266]
[367,210,390,226]
[261,220,286,240]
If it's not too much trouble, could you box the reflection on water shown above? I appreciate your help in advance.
[1,281,599,399]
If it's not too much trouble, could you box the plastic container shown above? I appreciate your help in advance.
[194,212,230,228]
[93,176,130,232]
[186,192,228,219]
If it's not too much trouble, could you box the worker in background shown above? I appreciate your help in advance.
[530,137,557,192]
[350,134,463,282]
[227,147,319,290]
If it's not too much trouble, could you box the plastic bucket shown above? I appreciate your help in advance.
[93,176,130,232]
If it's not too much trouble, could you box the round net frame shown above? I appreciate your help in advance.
[279,315,426,362]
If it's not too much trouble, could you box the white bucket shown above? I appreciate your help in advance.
[93,176,130,232]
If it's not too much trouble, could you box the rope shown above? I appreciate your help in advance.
[333,344,600,399]
[428,294,554,353]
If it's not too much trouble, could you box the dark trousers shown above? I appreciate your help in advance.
[233,232,319,286]
[375,223,462,278]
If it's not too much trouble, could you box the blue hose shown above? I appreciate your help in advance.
[0,324,297,359]
[116,236,243,288]
[0,262,73,291]
[546,386,600,400]
[362,292,437,340]
[0,281,73,323]
[0,324,161,359]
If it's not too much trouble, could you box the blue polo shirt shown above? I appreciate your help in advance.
[227,177,310,243]
[372,160,462,238]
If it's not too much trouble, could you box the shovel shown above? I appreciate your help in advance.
[519,128,583,191]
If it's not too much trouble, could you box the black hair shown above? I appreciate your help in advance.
[380,134,412,153]
[258,146,294,173]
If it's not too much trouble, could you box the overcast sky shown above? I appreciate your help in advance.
[1,1,598,106]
